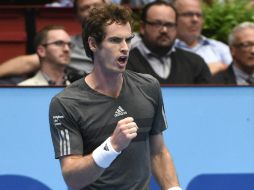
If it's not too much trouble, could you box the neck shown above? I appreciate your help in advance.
[85,67,124,98]
[41,62,66,84]
[178,36,199,48]
[235,61,254,75]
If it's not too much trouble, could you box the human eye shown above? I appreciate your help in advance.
[181,12,192,17]
[109,37,122,44]
[67,42,74,49]
[242,42,253,48]
[235,41,254,49]
[153,22,163,28]
[80,5,90,12]
[54,41,65,46]
[236,42,251,48]
[126,35,135,44]
[196,12,203,17]
[164,22,176,28]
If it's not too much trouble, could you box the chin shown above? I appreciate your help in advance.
[115,67,126,74]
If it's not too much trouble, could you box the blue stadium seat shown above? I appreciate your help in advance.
[0,175,51,190]
[187,173,254,190]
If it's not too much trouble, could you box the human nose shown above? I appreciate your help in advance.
[120,40,129,54]
[160,25,170,32]
[250,45,254,53]
[63,43,71,51]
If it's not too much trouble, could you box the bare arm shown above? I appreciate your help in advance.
[150,133,180,190]
[60,154,104,190]
[0,54,40,77]
[60,117,138,190]
[207,61,228,75]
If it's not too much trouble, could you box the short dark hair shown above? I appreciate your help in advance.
[33,25,65,50]
[82,4,133,59]
[141,1,177,22]
[73,0,107,14]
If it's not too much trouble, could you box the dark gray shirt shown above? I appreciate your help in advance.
[49,70,167,190]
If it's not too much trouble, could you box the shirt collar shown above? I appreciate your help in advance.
[232,63,252,81]
[40,71,68,85]
[175,35,210,48]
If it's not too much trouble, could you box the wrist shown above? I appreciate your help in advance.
[167,187,182,190]
[92,137,121,168]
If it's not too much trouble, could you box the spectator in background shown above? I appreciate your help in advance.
[172,0,232,75]
[211,22,254,85]
[45,0,74,7]
[18,25,72,86]
[0,0,108,84]
[121,0,155,8]
[119,0,174,8]
[45,0,112,7]
[248,0,254,7]
[127,1,211,84]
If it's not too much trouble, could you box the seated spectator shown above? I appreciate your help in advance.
[117,0,172,8]
[19,25,72,86]
[45,0,74,7]
[0,0,108,84]
[172,0,232,75]
[127,1,211,84]
[211,22,254,85]
[45,0,111,7]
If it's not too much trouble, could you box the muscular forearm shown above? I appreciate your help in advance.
[60,118,137,190]
[151,147,180,190]
[0,54,40,77]
[207,62,228,75]
[61,154,105,190]
[61,136,124,190]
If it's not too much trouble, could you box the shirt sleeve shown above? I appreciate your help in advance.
[149,79,168,135]
[49,96,84,159]
[218,41,232,65]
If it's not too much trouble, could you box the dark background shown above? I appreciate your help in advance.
[0,0,52,5]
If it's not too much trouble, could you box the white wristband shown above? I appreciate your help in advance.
[168,187,182,190]
[92,137,121,168]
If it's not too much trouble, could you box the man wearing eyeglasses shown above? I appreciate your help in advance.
[0,0,108,84]
[127,1,211,84]
[18,25,72,86]
[211,22,254,85]
[172,0,232,75]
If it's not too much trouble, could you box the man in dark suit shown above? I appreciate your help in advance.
[211,22,254,85]
[127,1,211,85]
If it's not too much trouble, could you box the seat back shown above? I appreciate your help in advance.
[0,7,27,63]
[35,7,81,35]
[187,174,254,190]
[0,174,51,190]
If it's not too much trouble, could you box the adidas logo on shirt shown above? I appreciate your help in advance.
[114,106,127,117]
[104,143,109,151]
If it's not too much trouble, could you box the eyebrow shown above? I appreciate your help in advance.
[108,34,135,38]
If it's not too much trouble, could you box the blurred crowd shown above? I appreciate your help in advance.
[0,0,253,86]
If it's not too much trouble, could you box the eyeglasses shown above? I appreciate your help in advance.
[178,12,203,18]
[42,40,74,49]
[145,20,176,30]
[234,42,254,51]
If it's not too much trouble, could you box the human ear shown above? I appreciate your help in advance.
[88,36,97,52]
[37,45,46,58]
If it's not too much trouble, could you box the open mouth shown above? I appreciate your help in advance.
[118,56,128,63]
